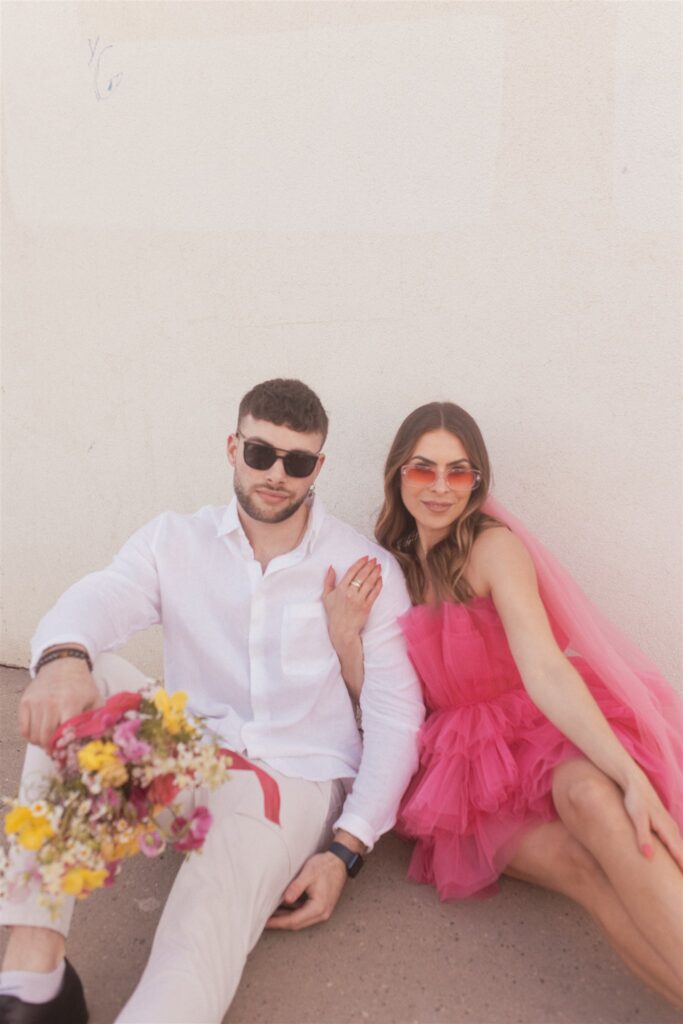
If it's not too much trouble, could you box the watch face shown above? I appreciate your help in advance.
[347,853,363,878]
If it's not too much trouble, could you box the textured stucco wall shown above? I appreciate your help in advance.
[2,2,681,683]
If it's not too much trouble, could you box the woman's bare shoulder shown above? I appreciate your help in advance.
[472,521,523,556]
[469,523,535,588]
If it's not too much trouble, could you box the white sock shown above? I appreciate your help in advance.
[0,959,66,1004]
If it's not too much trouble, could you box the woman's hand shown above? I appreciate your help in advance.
[323,557,382,645]
[623,767,683,870]
[322,557,382,703]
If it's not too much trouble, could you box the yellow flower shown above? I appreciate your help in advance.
[5,805,54,851]
[77,740,120,773]
[61,867,108,897]
[153,689,188,735]
[77,741,128,785]
[18,819,55,851]
[101,827,141,861]
[98,760,129,787]
[5,806,32,835]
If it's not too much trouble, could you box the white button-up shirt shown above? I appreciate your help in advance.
[31,497,424,849]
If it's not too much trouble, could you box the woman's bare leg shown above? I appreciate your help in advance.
[503,754,683,1006]
[553,758,683,990]
[505,819,683,1005]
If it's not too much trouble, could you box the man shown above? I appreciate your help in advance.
[0,379,424,1023]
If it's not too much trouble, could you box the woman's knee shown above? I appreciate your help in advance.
[553,759,620,826]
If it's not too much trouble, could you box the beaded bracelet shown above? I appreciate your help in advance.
[35,647,93,674]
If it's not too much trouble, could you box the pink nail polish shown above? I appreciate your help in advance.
[642,843,654,859]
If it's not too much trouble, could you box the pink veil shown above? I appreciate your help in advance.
[483,497,683,826]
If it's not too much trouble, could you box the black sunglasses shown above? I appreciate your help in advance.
[237,434,321,479]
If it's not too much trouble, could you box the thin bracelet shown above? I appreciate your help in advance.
[35,647,93,674]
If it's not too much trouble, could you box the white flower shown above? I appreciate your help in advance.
[40,862,64,886]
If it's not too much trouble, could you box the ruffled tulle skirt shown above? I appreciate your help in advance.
[396,659,669,901]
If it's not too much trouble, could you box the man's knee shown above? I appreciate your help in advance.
[92,653,155,698]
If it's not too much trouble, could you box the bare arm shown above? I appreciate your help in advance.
[322,556,382,703]
[472,528,683,865]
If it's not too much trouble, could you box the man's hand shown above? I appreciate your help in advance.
[19,651,101,749]
[265,850,348,931]
[266,829,366,932]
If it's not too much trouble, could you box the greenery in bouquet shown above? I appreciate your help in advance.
[0,687,232,914]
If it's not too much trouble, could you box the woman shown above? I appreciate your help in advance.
[323,402,683,1005]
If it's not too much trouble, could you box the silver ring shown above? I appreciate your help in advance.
[350,578,362,589]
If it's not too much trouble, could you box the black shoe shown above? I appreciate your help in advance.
[0,960,88,1024]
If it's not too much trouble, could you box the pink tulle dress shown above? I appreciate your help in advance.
[395,499,683,902]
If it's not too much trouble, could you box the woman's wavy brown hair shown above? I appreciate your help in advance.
[375,402,500,605]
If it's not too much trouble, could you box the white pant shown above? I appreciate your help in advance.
[0,655,346,1023]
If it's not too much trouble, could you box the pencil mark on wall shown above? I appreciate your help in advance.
[186,313,432,329]
[88,37,123,101]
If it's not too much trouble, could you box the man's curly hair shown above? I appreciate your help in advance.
[237,379,329,442]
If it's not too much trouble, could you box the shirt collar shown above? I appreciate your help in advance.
[217,498,242,538]
[301,491,326,553]
[217,494,326,554]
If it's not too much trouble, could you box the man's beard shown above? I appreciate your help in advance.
[233,477,309,524]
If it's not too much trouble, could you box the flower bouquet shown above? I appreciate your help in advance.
[0,687,279,914]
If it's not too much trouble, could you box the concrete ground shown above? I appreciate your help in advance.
[1,664,681,1024]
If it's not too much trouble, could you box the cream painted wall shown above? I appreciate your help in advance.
[2,2,681,684]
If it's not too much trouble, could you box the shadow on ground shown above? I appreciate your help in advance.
[1,665,681,1024]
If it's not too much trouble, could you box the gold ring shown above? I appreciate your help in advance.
[350,578,362,589]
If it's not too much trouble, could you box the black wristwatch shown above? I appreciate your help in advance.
[329,841,364,878]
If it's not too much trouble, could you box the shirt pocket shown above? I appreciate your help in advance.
[281,602,334,676]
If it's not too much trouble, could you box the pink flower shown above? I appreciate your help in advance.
[138,830,166,858]
[128,786,150,817]
[3,856,40,902]
[104,787,122,810]
[112,718,151,761]
[171,806,212,852]
[50,692,143,751]
[91,790,121,820]
[5,876,35,903]
[103,862,121,887]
